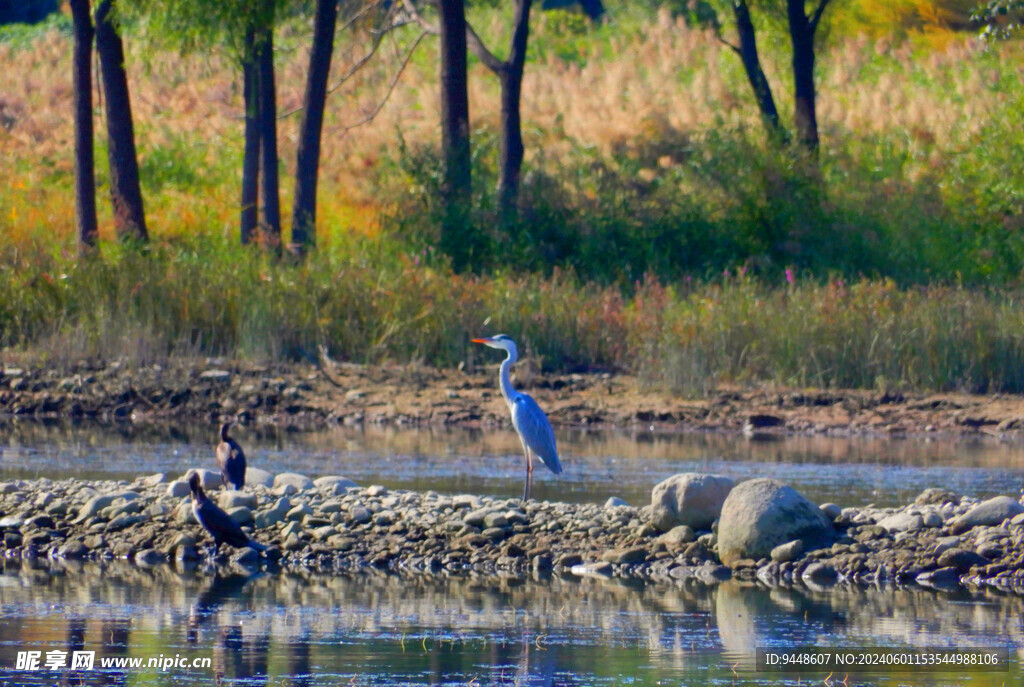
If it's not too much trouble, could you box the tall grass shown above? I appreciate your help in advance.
[3,9,1024,393]
[3,234,1024,394]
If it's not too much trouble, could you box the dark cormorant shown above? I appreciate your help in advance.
[188,472,266,552]
[216,422,247,490]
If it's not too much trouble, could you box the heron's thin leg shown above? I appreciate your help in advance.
[523,448,534,501]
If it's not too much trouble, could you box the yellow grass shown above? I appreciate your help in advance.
[0,12,1019,248]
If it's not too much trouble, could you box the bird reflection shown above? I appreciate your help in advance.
[187,573,269,684]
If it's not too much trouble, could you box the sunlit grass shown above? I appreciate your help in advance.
[3,9,1024,393]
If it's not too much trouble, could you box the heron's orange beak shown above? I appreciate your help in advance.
[471,338,489,344]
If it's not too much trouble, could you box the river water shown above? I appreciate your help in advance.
[0,420,1022,685]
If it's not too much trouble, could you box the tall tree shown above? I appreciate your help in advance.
[94,0,148,244]
[241,25,260,246]
[292,0,340,254]
[787,0,830,153]
[123,0,288,250]
[727,0,786,142]
[438,0,472,268]
[465,0,533,215]
[69,0,98,255]
[255,18,282,254]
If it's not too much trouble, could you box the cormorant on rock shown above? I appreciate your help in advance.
[188,472,266,553]
[216,422,246,491]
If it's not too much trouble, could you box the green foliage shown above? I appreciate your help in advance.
[0,10,69,49]
[973,0,1024,38]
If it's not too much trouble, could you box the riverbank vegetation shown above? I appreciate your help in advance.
[2,3,1024,393]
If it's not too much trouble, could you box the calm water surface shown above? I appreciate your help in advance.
[0,560,1021,686]
[0,420,1022,507]
[1,421,1023,685]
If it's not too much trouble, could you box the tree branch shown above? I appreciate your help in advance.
[465,21,506,74]
[717,35,741,55]
[809,0,831,33]
[336,31,429,132]
[401,0,439,35]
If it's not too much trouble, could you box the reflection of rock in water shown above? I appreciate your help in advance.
[716,581,845,670]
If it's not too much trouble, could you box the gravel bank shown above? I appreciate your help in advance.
[2,473,1022,594]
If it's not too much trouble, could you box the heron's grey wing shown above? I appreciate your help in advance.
[511,394,562,474]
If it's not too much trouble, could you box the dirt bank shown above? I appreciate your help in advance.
[2,356,1024,438]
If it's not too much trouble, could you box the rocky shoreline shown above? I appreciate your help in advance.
[2,469,1023,594]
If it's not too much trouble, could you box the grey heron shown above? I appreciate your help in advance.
[472,334,562,501]
[188,472,266,553]
[216,422,246,490]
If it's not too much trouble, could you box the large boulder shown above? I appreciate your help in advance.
[650,473,735,532]
[717,479,835,566]
[950,496,1024,535]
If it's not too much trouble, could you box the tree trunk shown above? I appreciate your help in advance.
[256,24,281,254]
[292,0,338,255]
[496,0,532,217]
[438,0,472,268]
[241,26,259,246]
[70,0,98,255]
[94,0,148,244]
[732,0,786,144]
[787,0,819,152]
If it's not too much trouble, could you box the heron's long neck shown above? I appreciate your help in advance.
[499,350,516,404]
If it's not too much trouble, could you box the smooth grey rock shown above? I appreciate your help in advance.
[273,484,298,497]
[819,503,842,521]
[937,548,989,572]
[916,567,961,588]
[219,491,258,510]
[314,476,359,493]
[0,514,24,528]
[801,562,838,584]
[166,481,191,499]
[770,539,805,563]
[198,369,231,382]
[463,509,491,528]
[227,506,254,525]
[877,512,924,533]
[286,503,313,522]
[657,525,697,548]
[274,473,314,491]
[366,485,388,497]
[106,514,145,532]
[650,473,735,532]
[246,467,275,488]
[74,492,141,523]
[483,512,509,529]
[134,549,166,566]
[139,473,167,487]
[349,506,372,524]
[951,496,1024,534]
[915,488,960,506]
[182,469,222,490]
[175,502,198,525]
[604,497,630,509]
[717,478,835,566]
[58,540,89,559]
[0,482,19,494]
[601,547,648,565]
